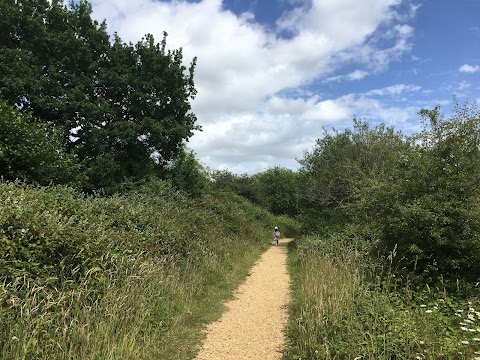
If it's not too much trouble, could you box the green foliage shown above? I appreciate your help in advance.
[298,119,405,235]
[170,149,209,197]
[211,167,301,217]
[211,170,261,203]
[285,235,480,359]
[0,101,82,186]
[0,181,277,358]
[253,166,300,217]
[299,104,480,282]
[0,0,199,192]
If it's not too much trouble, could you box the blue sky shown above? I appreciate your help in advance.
[87,0,480,174]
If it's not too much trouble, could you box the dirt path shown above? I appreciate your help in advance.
[195,239,291,360]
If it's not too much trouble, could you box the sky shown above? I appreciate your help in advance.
[87,0,480,174]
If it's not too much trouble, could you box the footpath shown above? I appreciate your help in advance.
[195,239,291,360]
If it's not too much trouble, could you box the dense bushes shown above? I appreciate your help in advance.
[298,103,480,283]
[0,181,278,358]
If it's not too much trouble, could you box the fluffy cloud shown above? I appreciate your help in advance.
[87,0,417,173]
[459,64,480,73]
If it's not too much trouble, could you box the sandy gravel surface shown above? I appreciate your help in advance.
[195,239,291,360]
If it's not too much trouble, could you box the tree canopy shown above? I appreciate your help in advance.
[0,0,199,191]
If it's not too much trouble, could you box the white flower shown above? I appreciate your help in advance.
[461,327,469,331]
[470,329,477,332]
[465,319,474,324]
[11,336,19,341]
[461,340,469,345]
[420,304,427,308]
[419,341,425,345]
[473,338,480,342]
[425,310,433,313]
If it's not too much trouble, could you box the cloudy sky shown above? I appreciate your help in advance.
[87,0,480,174]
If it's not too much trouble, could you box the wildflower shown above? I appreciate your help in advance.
[11,336,19,341]
[461,340,469,345]
[469,329,477,332]
[457,310,464,313]
[420,304,427,308]
[469,307,475,312]
[425,310,433,313]
[461,327,469,331]
[419,341,425,345]
[473,338,480,342]
[438,299,445,302]
[465,319,474,324]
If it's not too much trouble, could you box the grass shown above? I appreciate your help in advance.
[0,181,279,359]
[284,235,480,360]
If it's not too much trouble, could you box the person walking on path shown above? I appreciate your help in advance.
[274,226,281,246]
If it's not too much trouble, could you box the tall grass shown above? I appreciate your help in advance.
[0,181,278,359]
[285,235,480,359]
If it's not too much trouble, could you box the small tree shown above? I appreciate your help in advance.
[170,150,208,197]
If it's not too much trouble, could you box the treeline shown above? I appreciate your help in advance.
[215,103,480,285]
[296,103,480,285]
[284,103,480,359]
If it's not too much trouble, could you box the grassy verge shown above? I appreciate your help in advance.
[0,181,276,359]
[285,235,480,359]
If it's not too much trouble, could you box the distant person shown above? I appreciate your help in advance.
[274,226,281,246]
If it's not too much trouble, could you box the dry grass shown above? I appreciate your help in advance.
[285,236,480,359]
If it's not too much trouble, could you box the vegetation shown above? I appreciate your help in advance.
[1,0,479,358]
[285,235,480,359]
[211,166,300,217]
[0,181,279,358]
[286,102,480,359]
[1,0,198,193]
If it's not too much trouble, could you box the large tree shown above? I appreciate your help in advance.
[0,0,199,191]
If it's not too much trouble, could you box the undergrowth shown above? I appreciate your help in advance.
[285,235,480,360]
[0,181,278,359]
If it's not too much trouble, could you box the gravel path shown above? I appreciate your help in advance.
[195,239,291,360]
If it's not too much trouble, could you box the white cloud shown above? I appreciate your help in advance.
[459,64,480,73]
[190,83,426,173]
[326,69,369,82]
[87,0,418,173]
[366,84,422,96]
